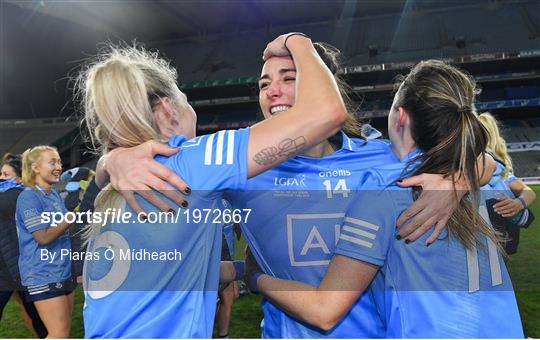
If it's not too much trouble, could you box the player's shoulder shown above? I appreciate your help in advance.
[364,161,405,187]
[167,129,249,162]
[17,187,39,202]
[484,161,506,188]
[347,138,399,167]
[350,137,392,152]
[159,129,250,190]
[0,186,23,199]
[50,188,63,200]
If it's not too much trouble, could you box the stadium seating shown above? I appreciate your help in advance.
[0,119,77,155]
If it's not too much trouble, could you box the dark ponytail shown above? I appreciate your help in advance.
[395,60,497,250]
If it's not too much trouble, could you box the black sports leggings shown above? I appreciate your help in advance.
[0,290,48,338]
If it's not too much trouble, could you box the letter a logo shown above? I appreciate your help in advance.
[300,226,330,255]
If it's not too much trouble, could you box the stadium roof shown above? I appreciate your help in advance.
[0,0,531,119]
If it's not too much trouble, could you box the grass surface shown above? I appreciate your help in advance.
[1,186,538,338]
[506,184,540,337]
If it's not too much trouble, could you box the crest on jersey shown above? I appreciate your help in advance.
[286,213,344,266]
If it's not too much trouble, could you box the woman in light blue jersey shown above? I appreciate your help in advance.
[479,112,536,237]
[102,44,470,245]
[16,146,75,338]
[99,44,493,338]
[248,60,523,338]
[77,33,351,338]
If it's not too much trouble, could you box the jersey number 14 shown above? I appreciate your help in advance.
[322,179,350,198]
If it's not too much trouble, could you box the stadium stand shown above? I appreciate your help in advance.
[1,1,539,337]
[1,0,538,178]
[0,118,77,157]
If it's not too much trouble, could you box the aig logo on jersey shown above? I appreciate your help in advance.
[287,213,344,266]
[274,174,306,187]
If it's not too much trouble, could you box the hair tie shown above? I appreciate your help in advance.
[284,33,311,52]
[457,106,472,115]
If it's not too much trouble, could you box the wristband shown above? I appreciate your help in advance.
[232,261,245,281]
[249,272,263,293]
[284,32,310,52]
[517,197,527,209]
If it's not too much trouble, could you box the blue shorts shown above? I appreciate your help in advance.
[24,278,76,302]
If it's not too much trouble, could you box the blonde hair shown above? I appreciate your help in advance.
[479,112,513,178]
[21,146,59,188]
[76,43,181,155]
[75,43,182,237]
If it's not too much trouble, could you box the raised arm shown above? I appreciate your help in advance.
[245,34,346,177]
[96,33,346,213]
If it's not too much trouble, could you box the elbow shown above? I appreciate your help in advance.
[325,103,347,135]
[316,315,340,332]
[33,235,52,246]
[35,238,51,246]
[310,307,343,332]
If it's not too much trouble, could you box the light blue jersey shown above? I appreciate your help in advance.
[482,162,526,225]
[507,172,518,185]
[482,162,515,200]
[83,129,249,338]
[334,151,524,338]
[221,199,235,259]
[16,185,71,286]
[226,132,396,338]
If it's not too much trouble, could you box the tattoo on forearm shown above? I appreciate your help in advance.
[253,136,306,165]
[278,136,306,158]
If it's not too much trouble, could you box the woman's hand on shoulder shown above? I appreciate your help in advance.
[100,140,191,215]
[396,173,466,246]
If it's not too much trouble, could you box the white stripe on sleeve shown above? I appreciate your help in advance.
[344,217,380,231]
[226,130,235,165]
[215,130,226,165]
[204,133,215,165]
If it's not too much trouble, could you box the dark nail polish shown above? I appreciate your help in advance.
[181,201,188,208]
[185,187,191,195]
[405,239,411,244]
[140,214,147,222]
[396,179,403,183]
[426,242,432,247]
[168,208,175,214]
[396,235,402,240]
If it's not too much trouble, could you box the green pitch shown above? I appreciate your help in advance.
[0,185,538,338]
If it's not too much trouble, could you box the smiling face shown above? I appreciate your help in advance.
[258,56,297,119]
[32,150,62,186]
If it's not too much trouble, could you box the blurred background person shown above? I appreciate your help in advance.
[0,153,48,338]
[479,112,536,254]
[57,167,96,284]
